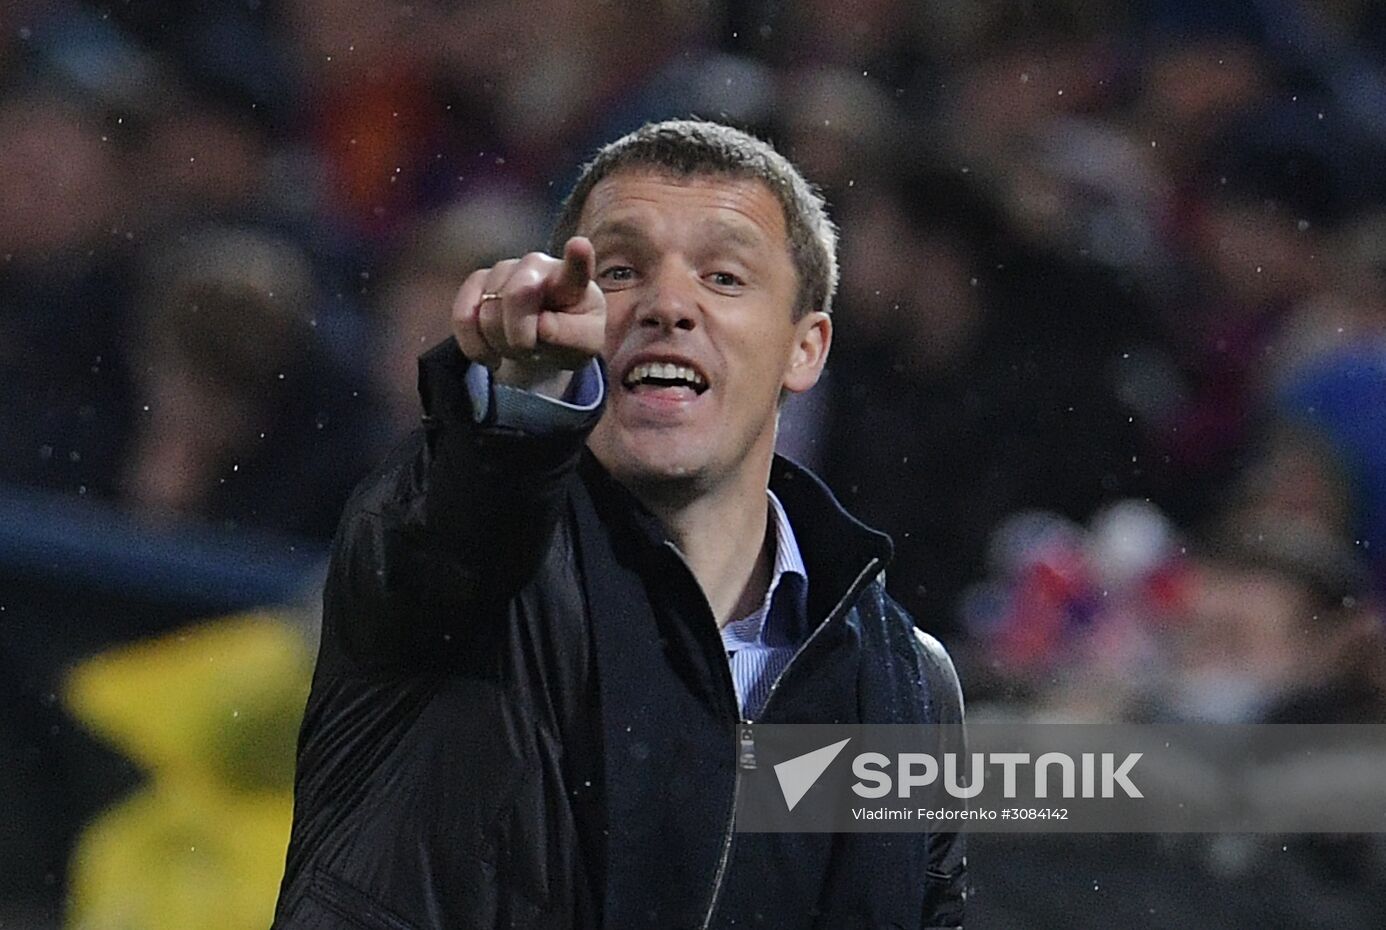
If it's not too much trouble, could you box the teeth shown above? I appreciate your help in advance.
[624,362,706,388]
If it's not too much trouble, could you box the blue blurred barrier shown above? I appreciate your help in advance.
[0,483,325,612]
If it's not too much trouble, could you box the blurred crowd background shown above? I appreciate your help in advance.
[2,0,1385,927]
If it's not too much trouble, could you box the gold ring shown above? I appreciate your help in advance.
[478,291,502,303]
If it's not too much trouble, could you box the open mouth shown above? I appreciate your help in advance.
[621,361,709,395]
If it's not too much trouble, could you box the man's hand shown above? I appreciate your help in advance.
[452,236,606,398]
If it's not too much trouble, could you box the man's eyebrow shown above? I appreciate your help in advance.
[588,217,767,253]
[587,220,648,245]
[700,218,766,252]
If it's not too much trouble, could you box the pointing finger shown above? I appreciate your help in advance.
[546,236,594,309]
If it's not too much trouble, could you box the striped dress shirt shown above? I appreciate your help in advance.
[720,491,808,720]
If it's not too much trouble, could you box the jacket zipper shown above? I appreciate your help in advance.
[754,556,883,724]
[697,555,884,930]
[660,540,748,930]
[696,716,753,930]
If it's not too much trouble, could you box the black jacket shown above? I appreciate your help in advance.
[273,342,966,930]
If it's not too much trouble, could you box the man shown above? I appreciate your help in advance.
[273,120,965,930]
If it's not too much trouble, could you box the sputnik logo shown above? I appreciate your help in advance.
[773,738,851,811]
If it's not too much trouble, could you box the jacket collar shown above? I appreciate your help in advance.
[576,452,894,627]
[767,455,893,625]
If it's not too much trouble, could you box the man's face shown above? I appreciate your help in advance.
[579,169,830,495]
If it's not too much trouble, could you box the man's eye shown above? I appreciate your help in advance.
[709,271,744,288]
[599,266,635,283]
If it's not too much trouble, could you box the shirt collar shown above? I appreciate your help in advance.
[722,489,808,650]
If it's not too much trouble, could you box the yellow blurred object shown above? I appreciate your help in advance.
[63,614,313,930]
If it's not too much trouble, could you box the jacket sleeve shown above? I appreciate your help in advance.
[318,339,604,673]
[915,628,967,929]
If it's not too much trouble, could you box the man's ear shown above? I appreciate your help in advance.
[782,310,832,394]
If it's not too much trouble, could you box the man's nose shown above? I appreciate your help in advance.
[636,263,698,333]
